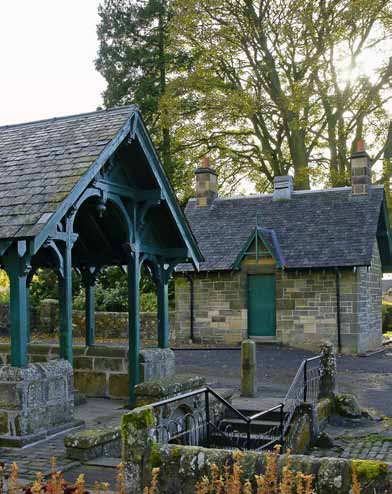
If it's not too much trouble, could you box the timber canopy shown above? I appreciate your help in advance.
[0,105,202,403]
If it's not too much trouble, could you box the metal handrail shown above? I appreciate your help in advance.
[249,404,283,421]
[150,354,322,451]
[151,386,250,423]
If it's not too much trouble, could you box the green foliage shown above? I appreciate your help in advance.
[0,270,9,304]
[74,266,158,313]
[95,0,392,195]
[30,269,81,307]
[96,0,194,196]
[382,300,392,334]
[29,266,161,313]
[162,0,392,191]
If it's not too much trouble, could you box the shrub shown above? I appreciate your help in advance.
[382,301,392,334]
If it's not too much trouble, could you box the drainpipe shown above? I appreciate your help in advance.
[185,273,194,342]
[335,268,342,353]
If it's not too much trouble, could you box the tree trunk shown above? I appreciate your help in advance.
[289,129,310,190]
[158,3,172,177]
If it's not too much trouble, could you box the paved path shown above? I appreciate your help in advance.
[0,399,126,487]
[175,345,392,416]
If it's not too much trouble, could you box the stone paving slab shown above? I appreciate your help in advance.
[310,415,392,463]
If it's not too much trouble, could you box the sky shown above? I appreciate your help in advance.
[0,0,105,126]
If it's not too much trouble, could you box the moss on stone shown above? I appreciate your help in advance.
[64,426,120,449]
[170,446,183,460]
[352,459,388,481]
[335,393,362,418]
[150,442,162,467]
[317,398,334,422]
[121,406,154,437]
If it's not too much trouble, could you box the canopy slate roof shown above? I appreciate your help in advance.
[178,186,389,272]
[0,106,136,239]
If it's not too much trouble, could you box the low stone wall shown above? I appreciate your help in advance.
[0,343,175,400]
[0,360,76,447]
[121,403,390,493]
[131,444,391,494]
[0,301,176,347]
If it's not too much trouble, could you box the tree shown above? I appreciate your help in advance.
[96,0,192,192]
[161,0,392,191]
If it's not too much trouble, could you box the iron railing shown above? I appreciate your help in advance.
[150,354,322,452]
[282,354,321,434]
[150,386,284,451]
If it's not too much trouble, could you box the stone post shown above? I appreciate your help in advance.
[122,405,156,494]
[241,339,257,397]
[318,343,337,400]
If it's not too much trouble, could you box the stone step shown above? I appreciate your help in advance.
[210,432,280,451]
[219,418,282,434]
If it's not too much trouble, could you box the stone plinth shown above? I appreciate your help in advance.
[0,359,77,446]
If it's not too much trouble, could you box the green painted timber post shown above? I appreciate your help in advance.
[85,283,95,346]
[128,249,141,406]
[82,268,98,347]
[58,232,73,363]
[26,271,34,344]
[3,242,30,367]
[26,285,31,344]
[157,267,169,349]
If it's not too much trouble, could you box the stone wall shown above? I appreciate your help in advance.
[0,359,75,447]
[0,301,175,347]
[175,243,383,354]
[0,343,175,400]
[127,443,391,494]
[356,240,382,353]
[175,272,247,345]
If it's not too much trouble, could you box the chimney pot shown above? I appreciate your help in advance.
[356,139,365,153]
[202,156,210,168]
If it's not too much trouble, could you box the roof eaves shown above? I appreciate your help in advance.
[134,115,204,269]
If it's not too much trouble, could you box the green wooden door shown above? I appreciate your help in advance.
[248,275,276,337]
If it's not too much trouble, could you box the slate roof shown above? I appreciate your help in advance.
[178,186,386,271]
[0,105,136,239]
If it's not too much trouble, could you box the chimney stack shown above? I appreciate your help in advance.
[195,157,218,207]
[273,175,294,201]
[351,139,372,195]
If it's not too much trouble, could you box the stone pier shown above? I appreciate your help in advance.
[0,359,77,447]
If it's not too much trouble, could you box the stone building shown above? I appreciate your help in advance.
[175,146,392,354]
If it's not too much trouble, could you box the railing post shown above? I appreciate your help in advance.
[247,419,251,450]
[303,360,308,402]
[205,389,210,447]
[280,403,285,446]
